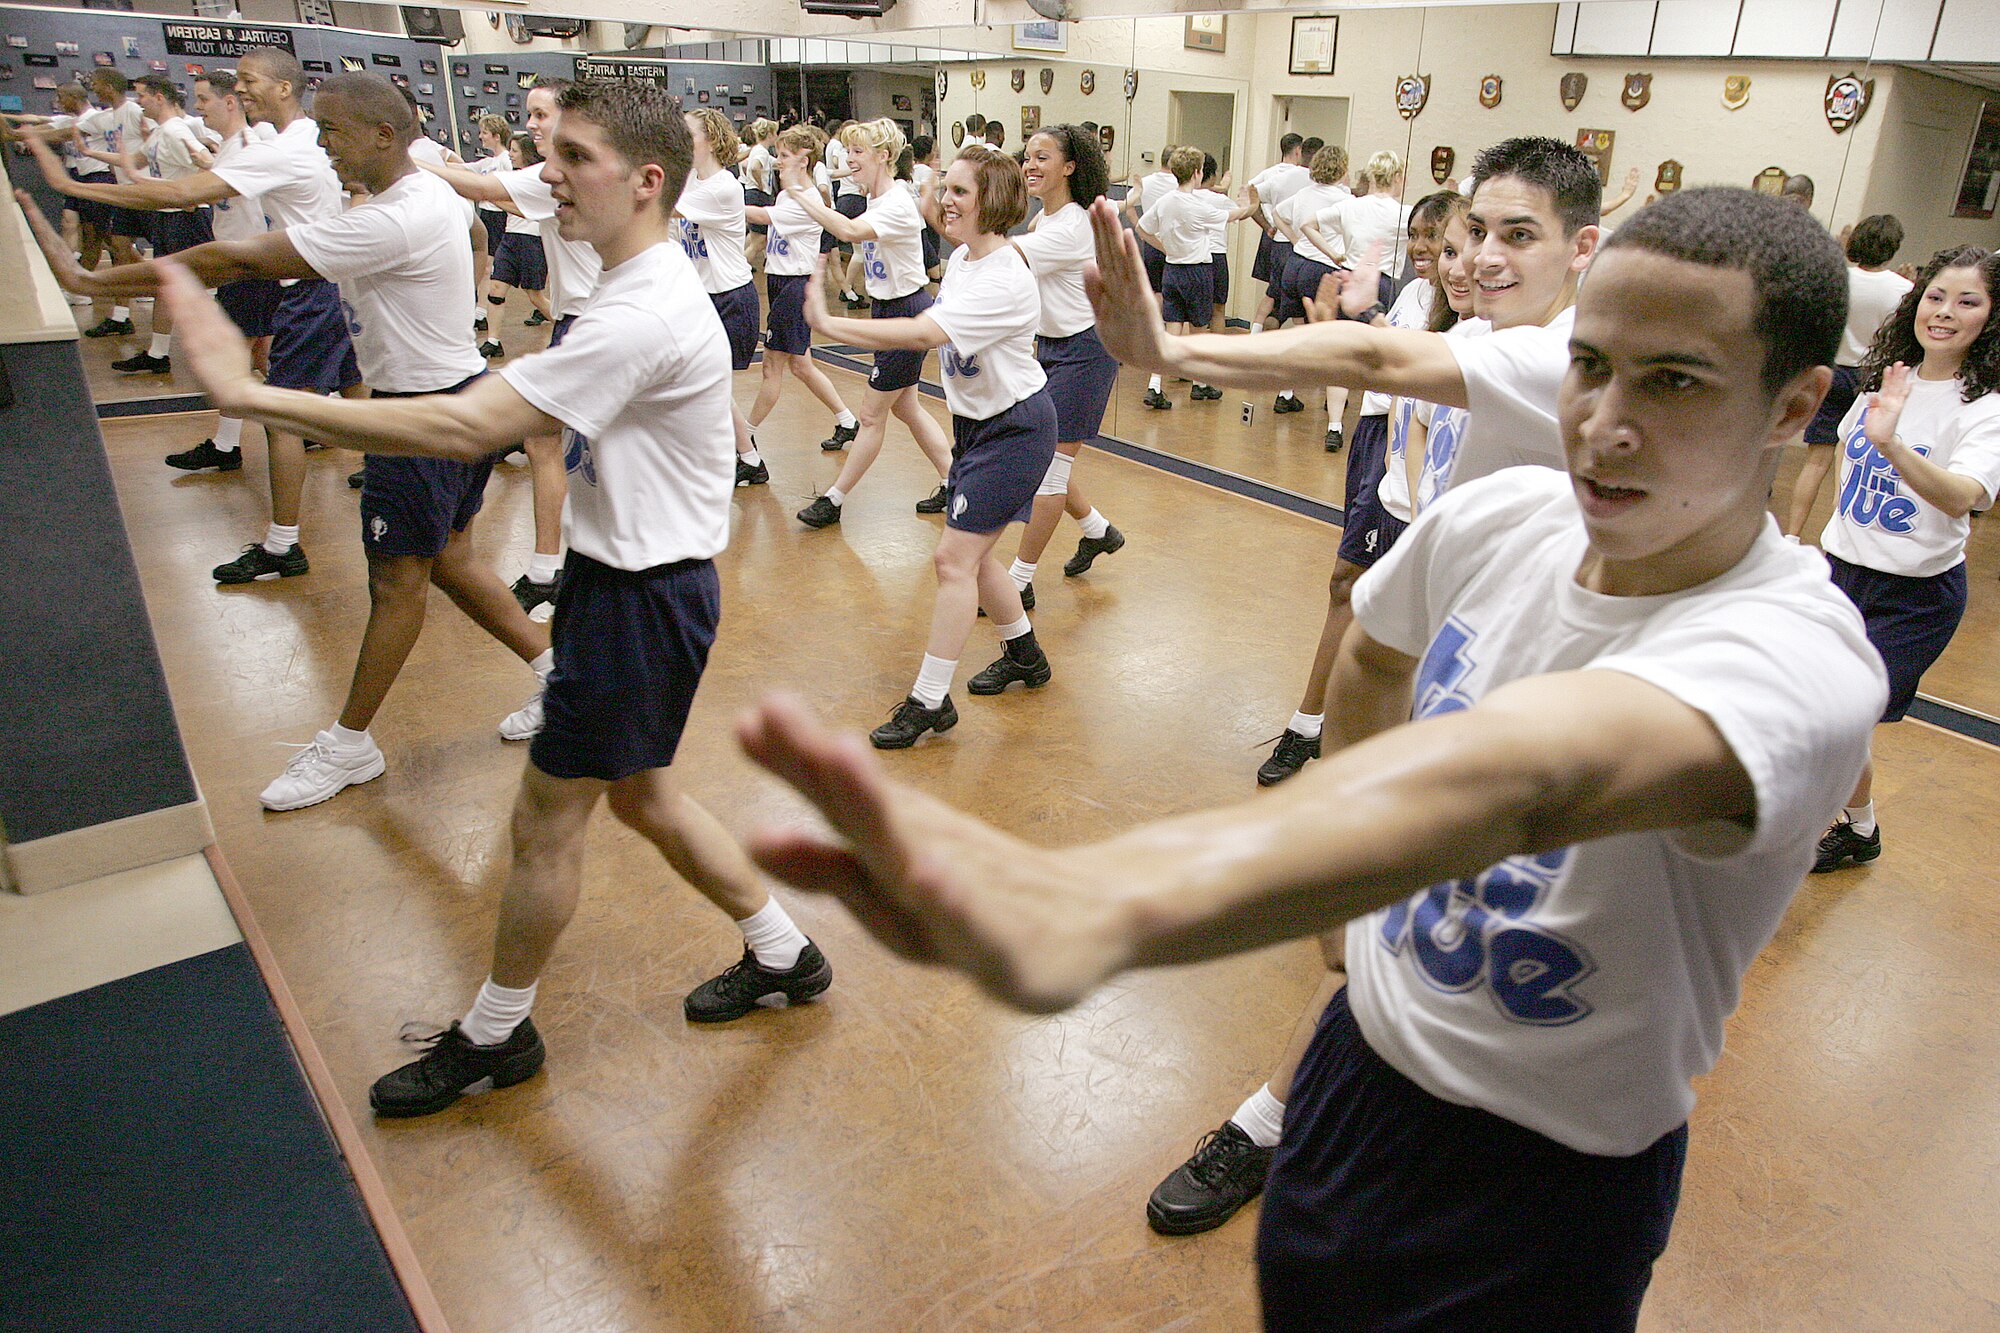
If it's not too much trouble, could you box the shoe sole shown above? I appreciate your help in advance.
[1256,763,1311,788]
[215,563,310,586]
[684,960,834,1023]
[369,1044,546,1118]
[1146,1198,1252,1236]
[1064,532,1126,578]
[1811,845,1882,874]
[967,662,1052,696]
[166,462,242,473]
[736,475,770,487]
[497,723,543,742]
[871,713,957,750]
[798,512,841,529]
[261,753,387,812]
[820,442,848,452]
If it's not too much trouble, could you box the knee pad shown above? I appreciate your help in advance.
[1036,452,1074,498]
[487,294,506,305]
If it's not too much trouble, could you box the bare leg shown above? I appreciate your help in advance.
[1784,441,1836,538]
[524,433,566,565]
[1847,755,1873,808]
[792,351,850,417]
[1325,384,1349,422]
[527,287,550,320]
[828,384,897,496]
[929,526,1011,660]
[1297,559,1366,715]
[429,524,550,663]
[891,387,952,479]
[489,764,605,988]
[605,766,770,920]
[336,551,433,732]
[267,429,307,527]
[749,350,790,429]
[1270,938,1348,1104]
[732,403,755,460]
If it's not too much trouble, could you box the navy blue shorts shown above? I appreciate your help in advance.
[109,204,152,241]
[1806,364,1863,446]
[1259,988,1687,1333]
[711,281,760,371]
[1336,414,1406,569]
[1265,240,1294,304]
[360,372,499,559]
[1037,326,1119,443]
[1252,229,1275,283]
[1161,261,1215,327]
[869,289,932,393]
[69,172,116,232]
[743,186,773,235]
[267,280,361,394]
[548,312,577,347]
[1827,554,1967,722]
[151,208,212,256]
[1140,239,1166,294]
[765,272,811,356]
[944,391,1058,534]
[922,225,942,272]
[492,232,547,291]
[478,207,508,257]
[531,552,721,782]
[1281,254,1337,324]
[216,278,282,339]
[1210,252,1230,307]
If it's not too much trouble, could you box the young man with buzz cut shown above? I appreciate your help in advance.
[735,185,1886,1330]
[155,80,834,1116]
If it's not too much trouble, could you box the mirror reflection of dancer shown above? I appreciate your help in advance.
[678,108,769,488]
[158,80,834,1116]
[735,186,1887,1331]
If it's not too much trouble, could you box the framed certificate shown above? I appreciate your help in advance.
[1185,15,1226,54]
[1013,22,1065,54]
[1289,17,1337,76]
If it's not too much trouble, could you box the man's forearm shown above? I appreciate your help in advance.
[56,173,190,210]
[235,381,503,461]
[815,313,935,353]
[420,159,518,213]
[1152,320,1388,392]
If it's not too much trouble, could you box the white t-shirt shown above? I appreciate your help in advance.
[1140,189,1228,267]
[408,136,447,167]
[1249,160,1309,229]
[1364,277,1434,419]
[1347,465,1885,1156]
[287,170,483,393]
[1285,182,1353,265]
[762,190,822,277]
[471,151,510,178]
[676,168,752,294]
[1195,189,1233,255]
[1420,306,1574,505]
[1136,170,1176,216]
[1839,266,1914,368]
[857,185,926,300]
[828,138,862,197]
[142,117,208,209]
[502,207,538,237]
[1316,193,1408,274]
[1012,200,1094,338]
[207,130,271,243]
[1820,376,2000,578]
[927,244,1046,421]
[211,117,342,233]
[743,143,774,194]
[79,99,147,182]
[912,161,935,199]
[500,164,603,319]
[500,241,733,570]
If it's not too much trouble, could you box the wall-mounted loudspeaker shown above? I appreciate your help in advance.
[800,0,897,15]
[400,6,465,44]
[521,15,587,38]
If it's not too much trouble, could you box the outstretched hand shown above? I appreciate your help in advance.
[1084,197,1174,374]
[14,189,94,292]
[157,260,257,413]
[1338,240,1388,320]
[1862,362,1916,450]
[736,692,1133,1014]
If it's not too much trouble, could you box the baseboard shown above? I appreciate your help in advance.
[3,799,215,896]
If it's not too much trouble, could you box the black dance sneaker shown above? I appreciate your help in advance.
[368,1018,545,1119]
[478,339,503,359]
[967,636,1052,695]
[735,456,770,487]
[83,315,134,338]
[473,313,488,333]
[213,542,308,584]
[1256,729,1321,787]
[112,351,171,375]
[915,484,950,515]
[1273,393,1305,414]
[684,942,833,1023]
[347,469,365,489]
[798,494,843,529]
[1812,819,1882,873]
[820,421,859,452]
[1143,388,1174,411]
[1325,427,1344,453]
[164,439,242,473]
[1147,1121,1276,1236]
[1063,525,1127,577]
[510,570,563,617]
[1190,384,1224,401]
[524,309,548,327]
[871,695,957,749]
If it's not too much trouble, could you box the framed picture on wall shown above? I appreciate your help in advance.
[1185,15,1226,54]
[1289,16,1337,76]
[1953,100,2000,220]
[1013,21,1065,53]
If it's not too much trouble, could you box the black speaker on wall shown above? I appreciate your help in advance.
[800,0,896,14]
[401,6,465,43]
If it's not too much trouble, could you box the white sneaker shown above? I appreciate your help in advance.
[498,687,545,742]
[260,730,386,811]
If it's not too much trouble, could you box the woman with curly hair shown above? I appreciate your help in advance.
[1814,246,2000,872]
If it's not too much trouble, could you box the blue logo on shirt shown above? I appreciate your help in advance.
[1835,407,1925,534]
[862,240,887,283]
[680,221,709,260]
[563,426,597,486]
[769,232,790,257]
[941,346,981,379]
[338,296,363,340]
[1418,406,1468,506]
[1373,617,1598,1025]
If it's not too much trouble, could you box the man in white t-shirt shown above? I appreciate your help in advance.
[72,68,149,296]
[1245,133,1310,331]
[161,78,833,1118]
[737,185,1886,1329]
[28,48,360,585]
[102,75,216,374]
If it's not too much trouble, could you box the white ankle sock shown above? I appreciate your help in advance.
[992,616,1031,641]
[825,486,846,506]
[1288,711,1324,739]
[112,304,130,321]
[1008,558,1037,589]
[741,446,763,466]
[1279,389,1296,402]
[526,552,562,585]
[148,332,172,359]
[461,977,537,1046]
[1231,1083,1287,1149]
[213,416,243,451]
[1079,509,1110,540]
[528,648,554,680]
[737,897,809,970]
[913,653,956,708]
[836,408,858,428]
[263,522,299,555]
[1147,373,1162,393]
[1249,321,1264,334]
[1844,800,1876,836]
[327,721,370,748]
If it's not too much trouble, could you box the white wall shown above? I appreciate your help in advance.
[1858,67,2000,262]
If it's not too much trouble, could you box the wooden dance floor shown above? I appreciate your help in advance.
[95,323,2000,1330]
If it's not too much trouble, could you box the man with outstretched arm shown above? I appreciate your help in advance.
[736,188,1887,1329]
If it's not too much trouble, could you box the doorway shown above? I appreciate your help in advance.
[1269,95,1349,162]
[1170,91,1238,174]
